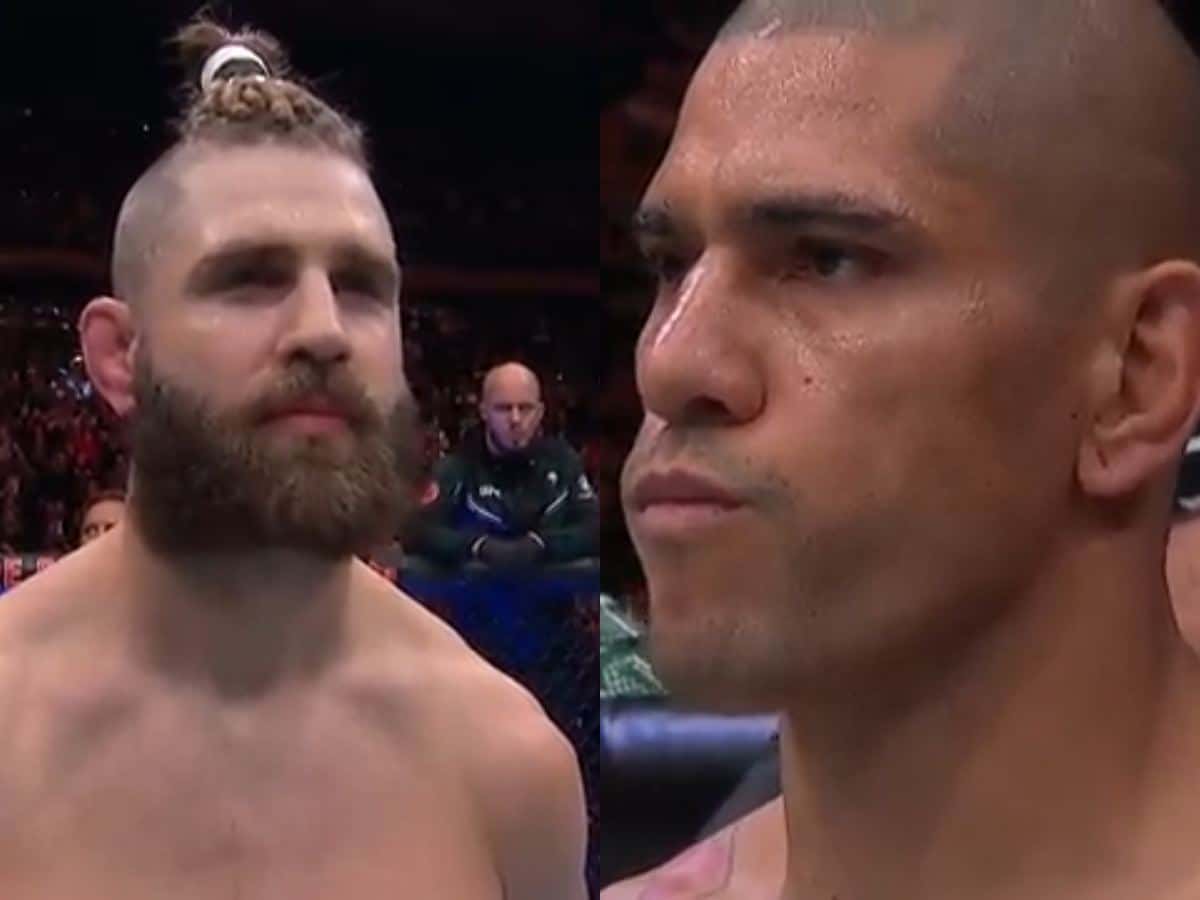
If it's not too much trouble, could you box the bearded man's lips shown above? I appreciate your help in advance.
[261,396,354,434]
[270,413,349,434]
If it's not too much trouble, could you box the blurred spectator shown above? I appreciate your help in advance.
[0,499,21,556]
[79,489,126,547]
[407,361,598,571]
[0,298,608,557]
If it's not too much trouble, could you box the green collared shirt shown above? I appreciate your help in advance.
[600,593,666,699]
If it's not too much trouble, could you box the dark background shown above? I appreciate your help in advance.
[0,0,598,276]
[0,1,614,892]
[0,0,615,552]
[0,0,748,587]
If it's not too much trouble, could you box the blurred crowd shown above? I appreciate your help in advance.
[0,294,128,557]
[0,359,126,556]
[0,296,626,557]
[2,124,590,273]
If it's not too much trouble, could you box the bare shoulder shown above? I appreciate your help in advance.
[0,546,136,785]
[459,660,581,802]
[453,650,588,899]
[0,549,92,643]
[0,546,115,685]
[345,563,570,751]
[602,799,786,900]
[373,576,575,777]
[348,565,588,897]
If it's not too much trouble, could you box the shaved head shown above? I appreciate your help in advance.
[111,148,188,308]
[110,16,370,311]
[480,362,544,453]
[718,0,1200,304]
[482,362,542,403]
[625,0,1200,709]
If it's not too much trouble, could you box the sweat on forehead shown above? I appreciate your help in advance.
[706,0,1200,285]
[111,141,390,307]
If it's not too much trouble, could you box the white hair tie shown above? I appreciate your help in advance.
[200,44,270,93]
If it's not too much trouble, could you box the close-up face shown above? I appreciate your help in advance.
[620,30,1092,708]
[134,142,406,432]
[84,142,424,555]
[80,499,125,546]
[481,376,544,453]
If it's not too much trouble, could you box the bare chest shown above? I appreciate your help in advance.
[0,699,501,900]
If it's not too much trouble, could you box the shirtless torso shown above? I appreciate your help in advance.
[603,517,1200,900]
[602,799,784,900]
[603,793,1200,900]
[0,542,585,900]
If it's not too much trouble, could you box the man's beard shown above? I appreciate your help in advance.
[128,349,424,559]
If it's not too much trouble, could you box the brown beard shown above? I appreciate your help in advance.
[127,348,424,559]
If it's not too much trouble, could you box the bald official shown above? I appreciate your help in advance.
[480,362,545,455]
[409,359,598,571]
[0,19,586,900]
[609,1,1200,898]
[484,361,540,396]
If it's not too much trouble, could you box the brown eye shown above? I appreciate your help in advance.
[783,241,870,283]
[333,269,387,301]
[226,265,290,290]
[813,245,852,278]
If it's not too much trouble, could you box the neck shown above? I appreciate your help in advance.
[484,428,502,457]
[778,530,1200,900]
[485,429,515,458]
[113,516,356,699]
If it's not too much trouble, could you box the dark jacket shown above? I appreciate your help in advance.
[407,428,599,567]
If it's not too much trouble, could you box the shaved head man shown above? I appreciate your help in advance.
[609,1,1200,898]
[0,19,586,900]
[480,361,545,454]
[409,359,598,570]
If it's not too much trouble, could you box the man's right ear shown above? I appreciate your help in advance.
[78,298,137,418]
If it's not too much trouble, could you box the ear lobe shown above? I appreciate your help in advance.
[79,297,137,418]
[1078,262,1200,499]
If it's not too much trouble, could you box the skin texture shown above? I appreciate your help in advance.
[606,523,1200,899]
[615,1,1200,897]
[108,143,420,559]
[79,499,125,547]
[604,799,787,900]
[479,362,545,454]
[110,150,185,306]
[0,143,587,900]
[1168,516,1200,650]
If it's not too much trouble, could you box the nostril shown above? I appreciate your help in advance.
[683,395,737,427]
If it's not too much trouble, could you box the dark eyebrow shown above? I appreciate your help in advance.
[185,241,296,294]
[731,191,915,239]
[184,240,401,297]
[331,243,401,297]
[632,191,922,251]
